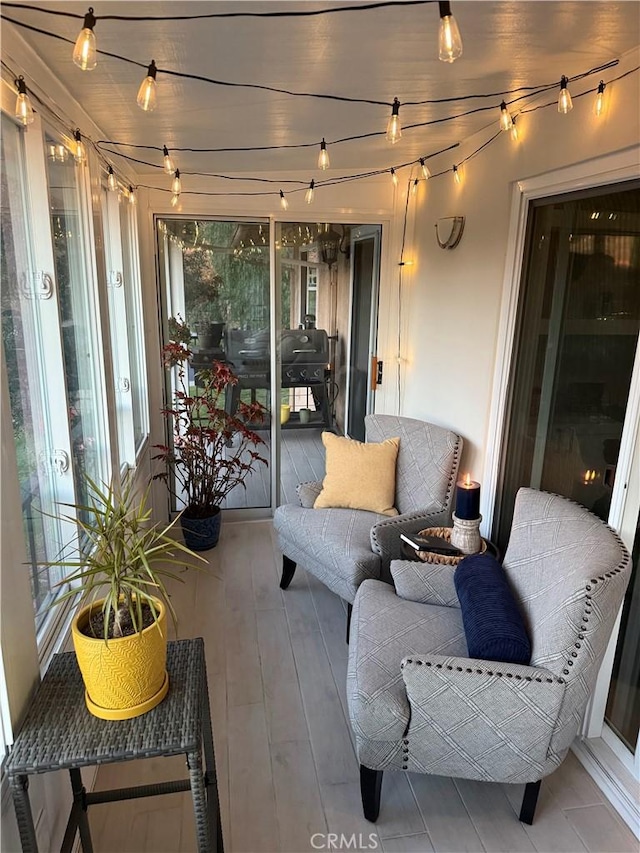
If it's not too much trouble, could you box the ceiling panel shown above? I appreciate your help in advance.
[5,1,639,181]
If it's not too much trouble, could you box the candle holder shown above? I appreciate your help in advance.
[450,512,483,555]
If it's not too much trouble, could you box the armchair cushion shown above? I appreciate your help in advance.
[314,432,400,516]
[455,554,531,666]
[296,480,323,508]
[391,559,460,607]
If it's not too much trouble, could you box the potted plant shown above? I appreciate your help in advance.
[155,317,268,551]
[43,473,204,720]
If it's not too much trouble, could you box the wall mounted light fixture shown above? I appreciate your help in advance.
[435,216,465,249]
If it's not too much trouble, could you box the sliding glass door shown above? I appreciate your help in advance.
[494,181,640,548]
[157,218,272,510]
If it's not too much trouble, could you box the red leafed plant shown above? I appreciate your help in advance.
[154,317,268,518]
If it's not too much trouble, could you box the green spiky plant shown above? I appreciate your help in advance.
[44,472,205,641]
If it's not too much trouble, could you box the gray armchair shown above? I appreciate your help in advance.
[347,488,632,825]
[273,415,462,623]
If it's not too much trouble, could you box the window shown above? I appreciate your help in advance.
[1,115,63,624]
[120,200,148,452]
[44,129,110,516]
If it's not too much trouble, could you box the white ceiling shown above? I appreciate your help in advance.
[6,1,640,181]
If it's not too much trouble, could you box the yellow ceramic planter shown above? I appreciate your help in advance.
[281,403,291,424]
[72,598,169,720]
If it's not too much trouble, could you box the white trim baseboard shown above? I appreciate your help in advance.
[572,736,640,838]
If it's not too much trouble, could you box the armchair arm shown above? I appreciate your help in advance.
[296,480,323,508]
[370,507,452,562]
[391,559,459,607]
[400,654,566,780]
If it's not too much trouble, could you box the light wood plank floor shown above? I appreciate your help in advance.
[89,521,637,853]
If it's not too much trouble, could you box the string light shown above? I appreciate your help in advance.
[137,60,158,112]
[419,158,431,179]
[453,164,461,184]
[438,1,463,63]
[318,138,330,170]
[558,75,573,114]
[170,193,180,207]
[163,145,175,174]
[499,100,512,131]
[510,116,519,141]
[391,167,398,186]
[128,185,136,204]
[171,169,182,194]
[386,98,402,144]
[107,165,118,191]
[73,7,97,70]
[73,129,85,163]
[595,80,606,116]
[411,178,419,196]
[14,76,34,125]
[305,179,315,204]
[279,189,289,210]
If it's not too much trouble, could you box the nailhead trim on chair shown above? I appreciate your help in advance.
[401,659,566,684]
[560,557,630,678]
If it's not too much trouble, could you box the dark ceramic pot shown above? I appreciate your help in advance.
[181,507,222,551]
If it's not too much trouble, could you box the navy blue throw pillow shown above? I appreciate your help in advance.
[454,554,531,665]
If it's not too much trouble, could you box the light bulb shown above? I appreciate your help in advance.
[128,186,136,205]
[510,116,519,142]
[453,164,461,185]
[73,129,85,163]
[163,145,174,174]
[107,166,117,192]
[73,8,97,71]
[14,77,35,126]
[279,190,289,211]
[48,144,57,161]
[137,60,158,112]
[170,193,180,208]
[391,168,398,187]
[438,1,463,63]
[305,180,315,205]
[558,76,573,114]
[499,100,512,132]
[171,169,181,195]
[411,179,419,196]
[56,144,67,161]
[419,158,431,180]
[318,138,330,170]
[595,81,606,117]
[386,98,402,144]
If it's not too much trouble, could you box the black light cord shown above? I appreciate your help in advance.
[2,1,436,22]
[1,11,619,111]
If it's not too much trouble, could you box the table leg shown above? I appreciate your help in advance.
[69,768,93,853]
[188,749,211,853]
[10,774,39,853]
[201,677,224,852]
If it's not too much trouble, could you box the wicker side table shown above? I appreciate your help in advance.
[5,638,223,853]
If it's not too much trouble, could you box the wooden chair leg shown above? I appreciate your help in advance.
[360,765,383,822]
[280,556,297,590]
[346,602,353,644]
[519,780,541,825]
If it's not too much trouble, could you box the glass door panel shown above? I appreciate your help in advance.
[494,182,640,551]
[158,219,271,510]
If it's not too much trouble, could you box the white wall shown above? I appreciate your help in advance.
[395,48,640,492]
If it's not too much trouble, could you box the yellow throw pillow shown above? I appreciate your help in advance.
[314,432,400,516]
